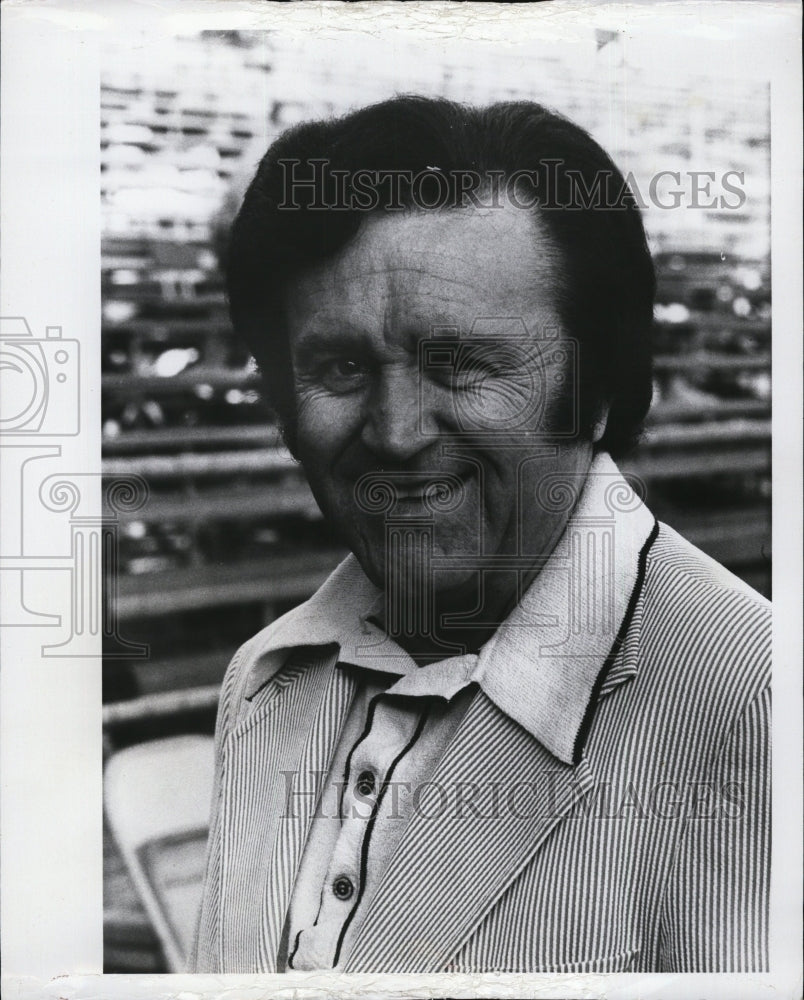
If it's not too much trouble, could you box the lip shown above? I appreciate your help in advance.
[389,470,475,504]
[349,466,477,516]
[393,479,441,500]
[393,492,431,504]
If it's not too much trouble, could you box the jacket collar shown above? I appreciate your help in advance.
[242,453,657,765]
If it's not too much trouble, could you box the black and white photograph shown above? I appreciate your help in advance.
[1,2,801,998]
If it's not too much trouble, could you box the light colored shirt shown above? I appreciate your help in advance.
[193,451,771,973]
[276,452,656,970]
[282,664,476,970]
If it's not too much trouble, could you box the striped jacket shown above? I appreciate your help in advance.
[192,486,770,974]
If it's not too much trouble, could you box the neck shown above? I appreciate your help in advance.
[380,505,576,666]
[380,553,548,666]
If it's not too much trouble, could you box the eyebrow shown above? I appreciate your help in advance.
[291,328,374,364]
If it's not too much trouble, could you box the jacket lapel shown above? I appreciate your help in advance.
[218,651,356,972]
[345,688,595,972]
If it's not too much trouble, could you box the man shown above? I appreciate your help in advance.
[192,97,770,974]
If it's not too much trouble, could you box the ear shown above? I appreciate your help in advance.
[591,403,610,444]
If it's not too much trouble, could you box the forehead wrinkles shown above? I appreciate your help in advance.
[289,255,486,341]
[357,210,562,300]
[287,208,564,336]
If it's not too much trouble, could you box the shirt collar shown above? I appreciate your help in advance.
[474,454,657,763]
[242,453,656,764]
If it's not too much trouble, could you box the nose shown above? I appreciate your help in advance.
[361,366,431,462]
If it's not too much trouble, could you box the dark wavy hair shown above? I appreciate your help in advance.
[225,95,655,458]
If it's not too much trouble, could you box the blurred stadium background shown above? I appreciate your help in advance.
[100,30,771,971]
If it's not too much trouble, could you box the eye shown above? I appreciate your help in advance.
[318,355,372,393]
[334,358,365,377]
[447,344,513,391]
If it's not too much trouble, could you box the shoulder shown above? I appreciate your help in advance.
[641,521,770,670]
[643,522,770,654]
[628,521,770,754]
[647,520,770,609]
[213,630,271,742]
[214,554,370,737]
[643,522,771,636]
[212,606,317,743]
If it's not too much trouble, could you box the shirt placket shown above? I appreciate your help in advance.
[287,694,426,970]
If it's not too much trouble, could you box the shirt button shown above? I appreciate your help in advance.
[332,876,354,901]
[356,769,376,797]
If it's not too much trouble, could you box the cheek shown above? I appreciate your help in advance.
[294,391,363,471]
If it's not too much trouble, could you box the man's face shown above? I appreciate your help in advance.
[285,206,597,600]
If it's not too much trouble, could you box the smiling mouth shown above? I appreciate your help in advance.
[394,480,439,501]
[389,470,474,506]
[352,467,476,518]
[394,493,430,505]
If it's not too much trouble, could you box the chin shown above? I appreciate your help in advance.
[384,560,479,602]
[353,521,482,593]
